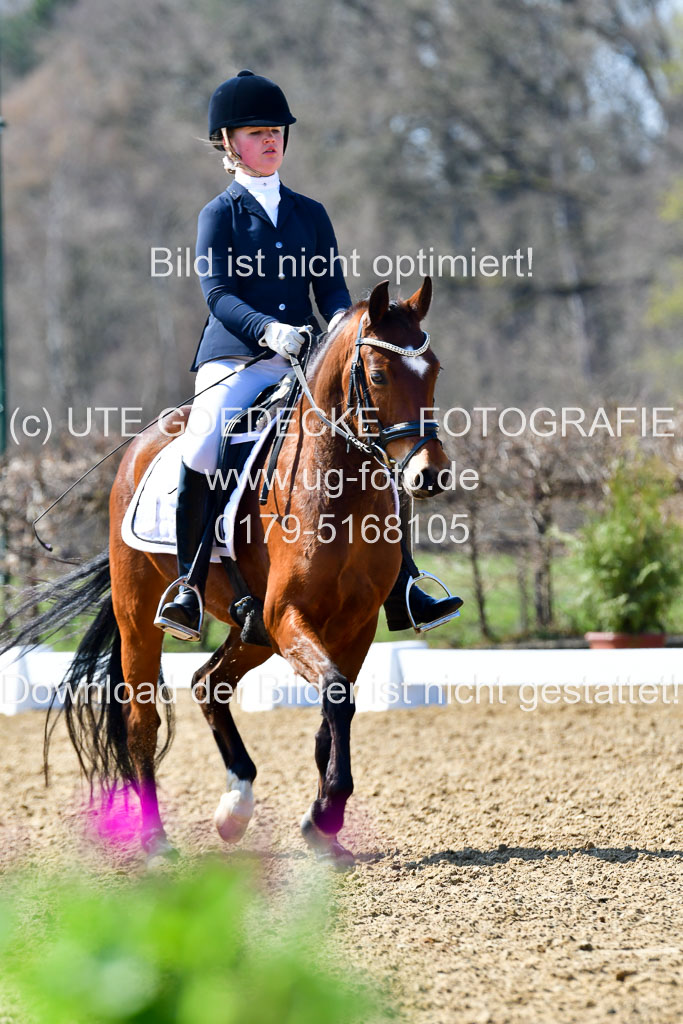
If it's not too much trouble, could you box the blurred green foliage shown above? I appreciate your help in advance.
[568,457,683,634]
[0,859,380,1024]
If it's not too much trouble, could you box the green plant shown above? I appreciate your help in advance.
[570,457,683,634]
[0,859,381,1024]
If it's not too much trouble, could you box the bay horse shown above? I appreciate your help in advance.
[4,277,451,866]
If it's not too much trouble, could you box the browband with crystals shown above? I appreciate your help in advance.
[355,312,430,356]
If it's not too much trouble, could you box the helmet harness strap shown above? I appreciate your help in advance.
[221,127,274,179]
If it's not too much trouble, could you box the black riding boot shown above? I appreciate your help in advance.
[384,563,464,631]
[384,493,463,632]
[157,461,214,642]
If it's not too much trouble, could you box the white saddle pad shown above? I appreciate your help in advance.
[121,417,280,562]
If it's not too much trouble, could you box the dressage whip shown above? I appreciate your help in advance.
[31,348,278,554]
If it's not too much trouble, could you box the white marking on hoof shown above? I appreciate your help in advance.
[214,770,254,844]
[301,807,328,851]
[145,834,179,871]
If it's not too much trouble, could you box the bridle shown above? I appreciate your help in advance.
[289,313,441,480]
[346,313,441,474]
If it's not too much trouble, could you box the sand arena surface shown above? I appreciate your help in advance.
[1,691,682,1023]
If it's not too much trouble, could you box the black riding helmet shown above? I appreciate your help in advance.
[208,69,296,152]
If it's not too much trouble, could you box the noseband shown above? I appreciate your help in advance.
[290,314,441,482]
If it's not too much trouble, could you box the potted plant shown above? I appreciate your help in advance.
[572,456,683,649]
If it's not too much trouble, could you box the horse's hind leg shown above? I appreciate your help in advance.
[111,554,174,860]
[191,627,271,843]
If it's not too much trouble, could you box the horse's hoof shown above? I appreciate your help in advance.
[214,772,254,844]
[318,840,356,870]
[144,833,179,870]
[300,808,355,870]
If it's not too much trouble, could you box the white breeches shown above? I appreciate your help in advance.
[182,355,290,474]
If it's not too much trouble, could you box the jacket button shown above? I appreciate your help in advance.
[278,303,286,310]
[276,241,283,249]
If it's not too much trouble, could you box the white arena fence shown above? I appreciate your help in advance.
[0,643,681,716]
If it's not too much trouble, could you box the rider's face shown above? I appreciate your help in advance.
[228,125,285,175]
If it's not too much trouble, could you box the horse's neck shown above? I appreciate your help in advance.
[304,342,347,458]
[274,332,394,521]
[295,336,381,497]
[308,335,346,417]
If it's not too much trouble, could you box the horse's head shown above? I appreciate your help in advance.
[339,277,450,498]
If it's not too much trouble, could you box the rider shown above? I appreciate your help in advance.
[157,69,462,641]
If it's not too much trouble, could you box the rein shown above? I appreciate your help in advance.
[289,313,440,479]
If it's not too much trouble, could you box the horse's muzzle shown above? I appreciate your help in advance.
[405,466,444,497]
[404,463,447,499]
[401,439,451,498]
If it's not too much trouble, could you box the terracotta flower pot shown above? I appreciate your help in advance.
[584,632,667,650]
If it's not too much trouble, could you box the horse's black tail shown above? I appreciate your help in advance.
[0,549,113,655]
[0,549,174,792]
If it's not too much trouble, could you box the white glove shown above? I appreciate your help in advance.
[259,322,306,359]
[328,309,346,334]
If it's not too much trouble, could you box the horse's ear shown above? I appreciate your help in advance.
[407,276,432,321]
[368,280,390,328]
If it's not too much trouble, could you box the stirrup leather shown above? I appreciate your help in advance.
[406,571,461,633]
[154,577,205,642]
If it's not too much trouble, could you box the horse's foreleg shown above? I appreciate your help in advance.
[191,627,271,843]
[314,717,332,801]
[270,608,357,862]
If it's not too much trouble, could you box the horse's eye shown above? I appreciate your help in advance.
[370,371,386,384]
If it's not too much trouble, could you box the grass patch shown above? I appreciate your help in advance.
[5,548,682,656]
[374,548,683,648]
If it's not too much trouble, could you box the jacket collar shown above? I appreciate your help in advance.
[226,179,297,229]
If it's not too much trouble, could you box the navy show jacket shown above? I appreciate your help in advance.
[190,179,352,370]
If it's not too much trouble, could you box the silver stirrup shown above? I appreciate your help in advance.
[153,577,205,642]
[405,571,461,634]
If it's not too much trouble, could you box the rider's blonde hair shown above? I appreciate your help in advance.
[220,127,243,175]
